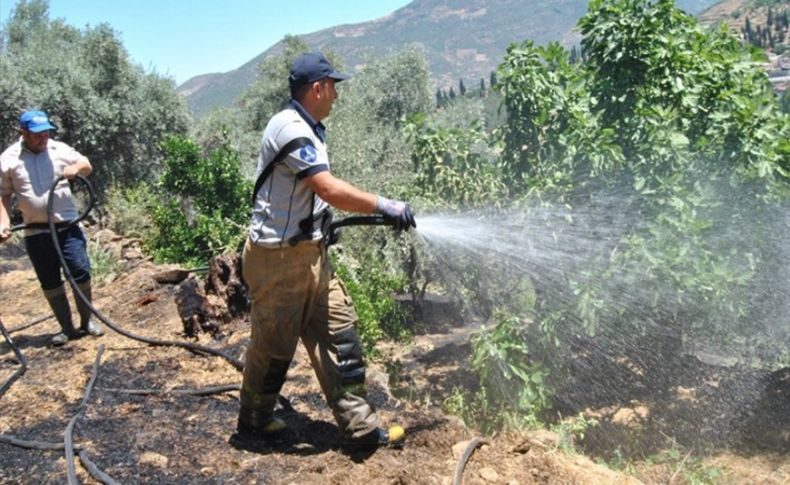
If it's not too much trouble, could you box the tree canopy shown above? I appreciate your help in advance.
[0,0,190,193]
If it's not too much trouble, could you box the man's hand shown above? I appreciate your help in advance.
[0,226,11,244]
[62,165,79,180]
[375,196,417,232]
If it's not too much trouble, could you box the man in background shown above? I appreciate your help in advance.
[0,110,103,346]
[240,52,415,450]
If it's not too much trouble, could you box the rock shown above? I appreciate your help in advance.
[153,265,191,284]
[676,386,696,400]
[611,404,649,427]
[526,429,560,449]
[479,467,499,482]
[139,451,168,468]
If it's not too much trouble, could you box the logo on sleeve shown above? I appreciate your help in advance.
[299,145,318,163]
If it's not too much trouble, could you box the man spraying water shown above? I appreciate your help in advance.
[238,51,416,450]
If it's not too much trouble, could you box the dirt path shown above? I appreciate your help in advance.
[1,234,787,484]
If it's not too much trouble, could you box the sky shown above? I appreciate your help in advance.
[0,0,413,85]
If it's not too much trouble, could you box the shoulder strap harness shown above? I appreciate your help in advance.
[250,137,332,246]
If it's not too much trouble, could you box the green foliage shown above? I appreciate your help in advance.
[148,134,251,265]
[487,0,790,367]
[405,113,507,208]
[443,310,550,433]
[414,0,790,432]
[87,239,121,286]
[0,0,190,195]
[328,46,432,194]
[551,413,599,453]
[641,447,724,484]
[332,250,410,354]
[496,40,623,193]
[102,183,156,239]
[191,106,260,178]
[238,36,342,132]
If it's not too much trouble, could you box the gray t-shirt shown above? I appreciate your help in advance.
[249,105,330,247]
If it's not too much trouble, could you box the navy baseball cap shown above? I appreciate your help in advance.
[289,52,350,91]
[19,110,56,133]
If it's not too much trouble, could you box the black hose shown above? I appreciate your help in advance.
[43,176,243,371]
[453,437,488,485]
[10,174,95,232]
[78,449,120,485]
[65,345,104,485]
[102,383,240,396]
[328,215,390,231]
[0,316,28,398]
[8,314,54,334]
[0,434,84,451]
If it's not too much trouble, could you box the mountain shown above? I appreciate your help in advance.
[179,0,722,116]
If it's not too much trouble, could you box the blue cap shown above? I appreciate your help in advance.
[19,110,56,133]
[289,52,350,91]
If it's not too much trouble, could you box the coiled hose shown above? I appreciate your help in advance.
[24,175,244,370]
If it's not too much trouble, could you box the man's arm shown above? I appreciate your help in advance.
[62,157,92,180]
[304,171,416,230]
[304,171,377,213]
[0,194,13,243]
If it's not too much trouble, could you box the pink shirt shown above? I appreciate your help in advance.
[0,138,85,234]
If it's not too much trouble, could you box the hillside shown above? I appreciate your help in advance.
[179,0,721,116]
[699,0,790,46]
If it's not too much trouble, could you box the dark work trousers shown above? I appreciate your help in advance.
[24,225,91,290]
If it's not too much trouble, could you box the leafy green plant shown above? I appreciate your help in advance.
[102,183,156,239]
[489,0,790,375]
[333,250,410,355]
[87,239,121,286]
[551,413,598,453]
[441,310,550,433]
[406,114,508,209]
[148,133,250,266]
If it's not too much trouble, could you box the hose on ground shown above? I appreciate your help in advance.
[102,383,240,396]
[0,433,84,451]
[453,437,488,485]
[65,345,105,485]
[0,316,28,398]
[8,314,54,334]
[41,176,243,371]
[79,449,120,485]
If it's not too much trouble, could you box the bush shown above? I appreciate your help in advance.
[333,249,410,355]
[148,133,250,266]
[102,183,156,239]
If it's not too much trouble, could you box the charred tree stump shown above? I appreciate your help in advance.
[175,253,249,337]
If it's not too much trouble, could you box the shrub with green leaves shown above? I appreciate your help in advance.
[148,133,251,266]
[491,0,790,370]
[332,249,410,354]
[418,0,790,432]
[102,183,156,239]
[443,310,549,433]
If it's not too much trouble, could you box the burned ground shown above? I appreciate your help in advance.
[0,232,788,484]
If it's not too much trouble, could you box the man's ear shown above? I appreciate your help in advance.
[311,81,322,98]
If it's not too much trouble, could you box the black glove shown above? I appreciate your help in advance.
[375,196,417,232]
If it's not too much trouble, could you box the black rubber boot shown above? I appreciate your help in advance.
[75,281,103,337]
[43,286,77,346]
